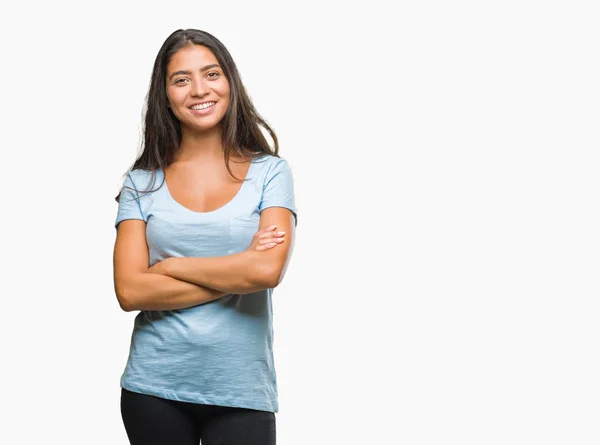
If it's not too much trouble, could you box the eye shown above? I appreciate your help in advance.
[175,78,189,85]
[207,72,220,79]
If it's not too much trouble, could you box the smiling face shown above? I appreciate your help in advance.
[165,44,230,134]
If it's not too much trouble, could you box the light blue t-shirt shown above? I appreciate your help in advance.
[114,154,297,413]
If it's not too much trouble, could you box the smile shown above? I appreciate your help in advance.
[190,102,216,110]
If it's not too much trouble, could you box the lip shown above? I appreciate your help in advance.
[188,101,217,115]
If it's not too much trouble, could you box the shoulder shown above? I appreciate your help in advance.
[250,154,296,202]
[125,169,160,191]
[127,168,155,182]
[251,154,293,177]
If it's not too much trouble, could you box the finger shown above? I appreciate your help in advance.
[256,242,278,250]
[258,234,285,243]
[258,237,285,245]
[254,226,275,238]
[257,235,284,243]
[257,225,281,235]
[257,230,286,239]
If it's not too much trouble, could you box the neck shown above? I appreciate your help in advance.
[175,126,226,164]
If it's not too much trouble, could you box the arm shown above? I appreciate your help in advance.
[157,207,296,294]
[113,220,227,312]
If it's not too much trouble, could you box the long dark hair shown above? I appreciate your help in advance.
[116,28,279,201]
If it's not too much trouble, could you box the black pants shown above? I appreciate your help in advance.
[120,388,276,445]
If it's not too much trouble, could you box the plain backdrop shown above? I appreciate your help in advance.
[0,1,598,444]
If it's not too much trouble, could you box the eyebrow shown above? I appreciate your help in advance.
[168,64,221,80]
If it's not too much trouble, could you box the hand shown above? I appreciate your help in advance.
[247,225,286,252]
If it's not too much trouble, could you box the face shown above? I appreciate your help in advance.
[165,45,230,133]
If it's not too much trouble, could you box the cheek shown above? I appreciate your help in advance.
[168,104,185,122]
[167,89,184,107]
[218,81,230,101]
[219,100,230,115]
[218,93,230,113]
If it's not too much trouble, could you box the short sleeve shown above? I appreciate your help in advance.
[115,172,148,228]
[259,158,298,226]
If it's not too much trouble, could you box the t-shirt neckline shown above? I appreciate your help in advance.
[161,156,259,216]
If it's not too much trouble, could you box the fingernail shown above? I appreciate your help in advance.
[268,225,277,229]
[277,231,286,235]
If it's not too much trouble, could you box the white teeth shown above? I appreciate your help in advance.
[191,102,215,110]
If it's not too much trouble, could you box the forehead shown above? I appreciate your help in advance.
[167,45,219,71]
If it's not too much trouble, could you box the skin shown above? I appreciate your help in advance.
[113,44,295,311]
[166,44,230,142]
[163,44,255,214]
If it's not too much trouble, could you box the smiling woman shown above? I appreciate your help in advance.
[112,29,297,445]
[166,46,230,132]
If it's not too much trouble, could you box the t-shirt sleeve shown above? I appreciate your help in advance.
[115,172,148,228]
[258,158,298,226]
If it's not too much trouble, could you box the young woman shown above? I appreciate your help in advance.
[113,29,297,445]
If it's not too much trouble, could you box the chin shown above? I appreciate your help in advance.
[187,120,224,133]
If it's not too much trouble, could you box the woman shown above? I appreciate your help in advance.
[113,29,297,445]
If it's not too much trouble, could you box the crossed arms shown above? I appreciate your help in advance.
[113,207,296,312]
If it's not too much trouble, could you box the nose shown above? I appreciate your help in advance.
[191,78,209,98]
